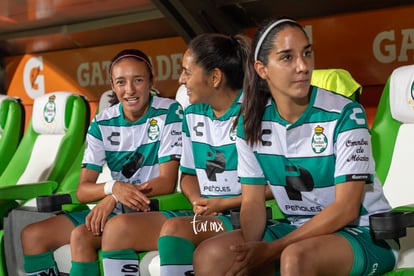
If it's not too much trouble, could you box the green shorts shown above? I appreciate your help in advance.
[263,221,399,276]
[64,210,233,232]
[64,209,190,226]
[64,209,115,226]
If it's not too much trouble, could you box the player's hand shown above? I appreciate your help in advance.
[192,197,224,216]
[226,241,274,276]
[113,182,152,211]
[85,195,116,235]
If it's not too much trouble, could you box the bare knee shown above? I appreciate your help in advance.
[193,236,233,275]
[159,217,186,237]
[21,222,48,254]
[70,225,96,250]
[101,215,136,250]
[281,243,312,275]
[102,214,130,238]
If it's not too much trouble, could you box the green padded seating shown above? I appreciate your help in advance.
[0,95,25,177]
[0,92,90,225]
[370,64,414,274]
[0,92,90,275]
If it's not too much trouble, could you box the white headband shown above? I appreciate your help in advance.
[254,19,297,61]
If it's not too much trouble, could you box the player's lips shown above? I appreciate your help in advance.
[293,79,309,83]
[124,97,138,102]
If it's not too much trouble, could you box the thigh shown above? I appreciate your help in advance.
[103,211,168,251]
[284,233,354,276]
[193,230,244,274]
[196,229,244,257]
[21,214,75,254]
[161,215,232,245]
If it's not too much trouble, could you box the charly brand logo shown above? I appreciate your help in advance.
[23,56,45,99]
[175,104,184,120]
[349,107,365,125]
[311,125,327,153]
[193,121,204,136]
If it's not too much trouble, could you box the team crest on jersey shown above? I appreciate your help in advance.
[148,118,160,140]
[43,94,56,123]
[311,125,327,153]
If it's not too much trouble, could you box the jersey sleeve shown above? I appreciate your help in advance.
[82,116,106,172]
[334,102,375,184]
[158,101,183,164]
[179,109,196,175]
[236,115,267,185]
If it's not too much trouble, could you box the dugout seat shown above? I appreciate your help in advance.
[0,92,89,224]
[0,92,89,276]
[368,64,414,274]
[0,95,25,177]
[2,144,89,276]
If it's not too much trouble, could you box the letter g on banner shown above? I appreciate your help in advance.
[23,56,45,99]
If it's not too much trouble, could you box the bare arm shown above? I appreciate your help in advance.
[77,160,179,210]
[180,172,201,204]
[76,168,106,203]
[240,184,268,241]
[142,159,179,197]
[227,181,365,274]
[267,181,365,259]
[111,159,179,211]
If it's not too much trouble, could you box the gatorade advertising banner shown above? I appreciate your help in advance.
[299,4,414,86]
[5,4,414,117]
[5,36,187,120]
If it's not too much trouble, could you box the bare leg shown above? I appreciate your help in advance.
[70,224,102,262]
[21,215,74,255]
[193,229,244,275]
[194,228,354,276]
[280,234,353,276]
[101,212,168,251]
[160,215,228,245]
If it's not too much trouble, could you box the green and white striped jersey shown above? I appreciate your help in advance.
[83,95,182,185]
[180,90,242,198]
[237,87,391,226]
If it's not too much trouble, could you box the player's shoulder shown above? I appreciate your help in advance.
[313,87,359,113]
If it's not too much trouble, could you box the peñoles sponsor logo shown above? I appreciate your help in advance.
[285,205,322,212]
[203,185,231,192]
